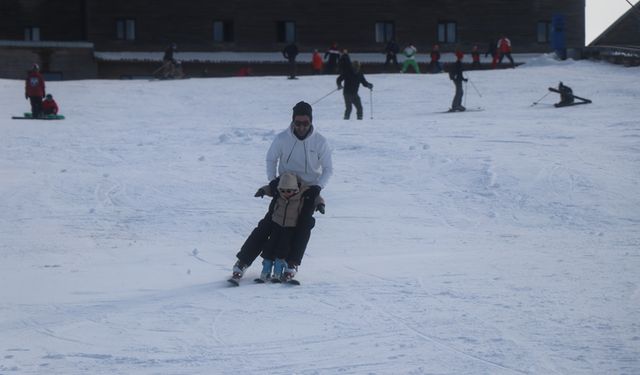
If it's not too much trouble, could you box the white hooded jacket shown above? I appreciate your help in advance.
[266,124,333,189]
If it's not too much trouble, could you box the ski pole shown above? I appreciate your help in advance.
[468,79,483,97]
[531,91,551,106]
[311,88,340,105]
[370,88,374,119]
[463,81,468,107]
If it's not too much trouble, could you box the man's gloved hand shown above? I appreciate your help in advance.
[337,85,343,90]
[316,203,325,214]
[254,188,266,198]
[268,178,279,193]
[25,94,28,100]
[367,83,374,89]
[305,185,321,197]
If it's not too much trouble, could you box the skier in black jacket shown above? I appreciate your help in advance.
[449,51,468,112]
[282,42,299,79]
[337,61,373,120]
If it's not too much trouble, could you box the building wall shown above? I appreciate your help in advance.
[84,0,585,52]
[0,0,86,41]
[0,44,97,80]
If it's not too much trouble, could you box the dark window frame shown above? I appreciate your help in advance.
[24,26,41,41]
[213,20,234,43]
[276,20,296,43]
[375,21,395,43]
[437,21,457,44]
[115,18,136,41]
[537,20,552,43]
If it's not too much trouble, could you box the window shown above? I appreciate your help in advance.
[276,21,295,43]
[437,21,457,44]
[537,21,552,43]
[116,19,136,41]
[213,20,234,42]
[375,21,395,43]
[24,27,40,41]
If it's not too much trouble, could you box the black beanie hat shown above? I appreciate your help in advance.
[292,101,312,122]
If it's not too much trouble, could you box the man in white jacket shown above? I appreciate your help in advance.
[232,101,332,281]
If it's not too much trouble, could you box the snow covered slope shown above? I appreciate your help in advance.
[1,57,639,374]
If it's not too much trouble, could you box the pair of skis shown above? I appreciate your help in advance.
[227,276,300,287]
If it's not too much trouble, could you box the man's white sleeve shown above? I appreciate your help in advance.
[317,141,333,189]
[266,138,280,181]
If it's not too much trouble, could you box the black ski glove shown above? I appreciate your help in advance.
[316,203,325,214]
[254,188,265,198]
[305,185,321,198]
[367,83,374,89]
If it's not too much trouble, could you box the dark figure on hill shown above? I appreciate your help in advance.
[549,82,592,108]
[337,61,373,120]
[471,45,481,68]
[384,40,399,69]
[282,42,299,79]
[324,43,341,74]
[429,44,442,73]
[449,51,468,112]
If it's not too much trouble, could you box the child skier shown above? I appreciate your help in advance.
[42,94,59,115]
[401,44,420,73]
[257,173,324,282]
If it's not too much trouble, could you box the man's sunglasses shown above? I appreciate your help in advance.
[294,120,311,127]
[279,188,298,194]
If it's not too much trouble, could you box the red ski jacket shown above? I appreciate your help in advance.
[42,98,59,114]
[25,71,46,97]
[498,38,512,53]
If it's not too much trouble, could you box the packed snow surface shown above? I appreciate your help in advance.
[1,56,639,374]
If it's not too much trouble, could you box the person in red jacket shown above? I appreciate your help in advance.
[497,36,515,67]
[429,44,442,73]
[471,45,481,68]
[311,49,323,74]
[42,94,59,115]
[25,63,46,118]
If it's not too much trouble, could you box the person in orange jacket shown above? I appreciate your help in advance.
[497,35,515,67]
[25,63,46,118]
[42,94,59,115]
[311,49,323,74]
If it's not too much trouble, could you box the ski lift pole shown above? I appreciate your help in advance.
[311,88,340,105]
[468,79,483,97]
[531,91,551,106]
[370,88,374,119]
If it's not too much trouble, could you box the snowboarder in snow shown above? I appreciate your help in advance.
[255,173,324,282]
[337,61,373,120]
[449,51,468,112]
[401,44,420,73]
[25,63,46,118]
[324,43,341,74]
[384,39,400,70]
[231,101,333,282]
[429,44,442,73]
[42,94,59,115]
[282,42,299,79]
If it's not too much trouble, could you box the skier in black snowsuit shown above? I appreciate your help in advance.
[282,42,299,79]
[554,82,574,107]
[337,60,373,120]
[449,51,468,112]
[324,43,340,74]
[384,40,400,69]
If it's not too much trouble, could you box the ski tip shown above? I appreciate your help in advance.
[227,278,240,286]
[253,278,266,284]
[286,279,301,285]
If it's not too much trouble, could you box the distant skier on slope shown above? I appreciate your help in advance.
[25,63,46,118]
[337,60,373,120]
[448,51,468,112]
[550,82,592,108]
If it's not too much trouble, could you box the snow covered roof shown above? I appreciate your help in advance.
[0,40,93,48]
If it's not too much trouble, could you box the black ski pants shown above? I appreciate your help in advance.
[29,96,43,117]
[343,93,363,119]
[451,80,464,109]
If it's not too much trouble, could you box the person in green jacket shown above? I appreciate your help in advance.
[401,44,420,73]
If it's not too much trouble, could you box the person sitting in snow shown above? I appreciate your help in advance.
[554,82,574,107]
[254,173,324,282]
[42,94,59,115]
